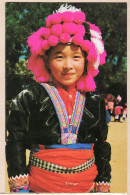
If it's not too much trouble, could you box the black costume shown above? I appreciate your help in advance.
[6,83,111,192]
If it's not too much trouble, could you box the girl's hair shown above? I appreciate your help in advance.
[27,4,107,92]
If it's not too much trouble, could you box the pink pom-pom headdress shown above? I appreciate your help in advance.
[27,4,107,92]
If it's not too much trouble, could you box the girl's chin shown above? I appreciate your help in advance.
[60,80,76,86]
[52,77,78,87]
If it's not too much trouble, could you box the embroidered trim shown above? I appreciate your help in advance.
[70,93,85,134]
[30,155,95,174]
[94,181,111,192]
[8,174,29,192]
[40,83,86,144]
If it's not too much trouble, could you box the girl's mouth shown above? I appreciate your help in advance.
[62,73,75,76]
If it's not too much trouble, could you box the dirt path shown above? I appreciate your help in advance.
[5,117,127,193]
[107,117,127,193]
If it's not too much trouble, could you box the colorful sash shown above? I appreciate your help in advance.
[41,83,86,144]
[29,146,98,193]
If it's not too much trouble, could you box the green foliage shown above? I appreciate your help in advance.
[6,2,127,99]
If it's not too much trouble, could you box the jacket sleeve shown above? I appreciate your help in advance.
[6,85,41,192]
[93,98,111,192]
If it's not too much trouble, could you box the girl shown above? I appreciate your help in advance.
[6,4,111,193]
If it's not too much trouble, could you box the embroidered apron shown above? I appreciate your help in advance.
[41,83,86,144]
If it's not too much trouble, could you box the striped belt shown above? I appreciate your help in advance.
[30,155,95,174]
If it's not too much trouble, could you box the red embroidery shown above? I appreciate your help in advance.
[94,182,111,192]
[8,174,29,192]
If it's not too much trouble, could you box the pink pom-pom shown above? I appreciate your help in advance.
[74,11,86,24]
[75,24,85,36]
[35,27,45,38]
[43,28,51,39]
[62,11,74,22]
[48,35,59,46]
[84,74,96,91]
[87,42,97,63]
[87,22,101,34]
[30,38,43,55]
[27,33,39,48]
[81,40,91,52]
[46,15,53,28]
[51,13,62,25]
[51,24,62,36]
[99,50,107,65]
[62,22,76,35]
[72,34,83,45]
[27,34,35,48]
[42,40,50,50]
[60,33,71,43]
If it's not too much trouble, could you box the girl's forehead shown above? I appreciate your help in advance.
[50,44,83,54]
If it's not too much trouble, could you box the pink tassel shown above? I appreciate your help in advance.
[87,68,99,77]
[27,55,36,70]
[76,75,86,92]
[35,73,50,83]
[27,56,50,82]
[87,22,101,34]
[87,43,97,63]
[100,50,107,65]
[76,74,96,92]
[84,74,96,91]
[32,57,44,77]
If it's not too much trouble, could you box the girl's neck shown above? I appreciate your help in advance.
[52,78,76,92]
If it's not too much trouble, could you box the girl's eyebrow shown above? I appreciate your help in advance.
[54,51,62,55]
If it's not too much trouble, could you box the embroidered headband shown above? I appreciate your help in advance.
[27,4,107,92]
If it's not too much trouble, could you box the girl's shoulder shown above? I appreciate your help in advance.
[12,82,50,103]
[85,92,103,102]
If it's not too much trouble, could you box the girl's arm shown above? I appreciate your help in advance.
[93,99,111,192]
[6,86,39,193]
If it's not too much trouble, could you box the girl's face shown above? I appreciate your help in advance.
[48,44,85,86]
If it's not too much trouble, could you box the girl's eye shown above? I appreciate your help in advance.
[55,55,63,59]
[74,55,81,59]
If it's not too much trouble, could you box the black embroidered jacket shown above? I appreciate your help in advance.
[6,83,111,183]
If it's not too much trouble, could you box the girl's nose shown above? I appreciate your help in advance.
[64,58,73,69]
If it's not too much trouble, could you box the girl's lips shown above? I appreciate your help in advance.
[61,73,75,80]
[62,73,75,76]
